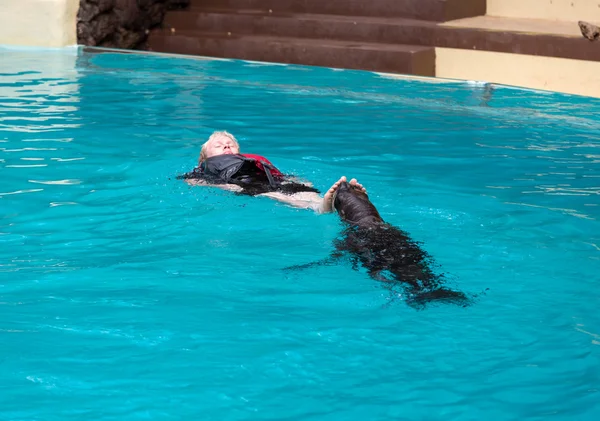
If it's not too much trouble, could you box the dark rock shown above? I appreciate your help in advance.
[89,0,117,6]
[147,3,166,27]
[166,0,189,9]
[77,0,190,49]
[114,0,141,28]
[137,0,159,9]
[78,12,119,45]
[78,3,101,23]
[578,21,600,41]
[105,27,145,49]
[78,0,115,22]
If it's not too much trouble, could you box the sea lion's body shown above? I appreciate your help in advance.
[330,182,469,308]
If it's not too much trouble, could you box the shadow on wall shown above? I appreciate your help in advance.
[77,0,190,49]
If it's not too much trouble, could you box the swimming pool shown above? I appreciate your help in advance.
[1,46,599,420]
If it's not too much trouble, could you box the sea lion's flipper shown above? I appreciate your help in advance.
[282,251,345,272]
[367,269,394,283]
[350,255,360,271]
[407,287,472,309]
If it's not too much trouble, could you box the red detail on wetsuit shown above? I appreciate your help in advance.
[241,154,284,177]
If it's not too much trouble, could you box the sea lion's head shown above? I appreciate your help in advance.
[333,182,383,227]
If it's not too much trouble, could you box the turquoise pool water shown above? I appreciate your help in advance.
[1,47,599,420]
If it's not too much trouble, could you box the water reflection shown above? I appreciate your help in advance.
[0,48,82,200]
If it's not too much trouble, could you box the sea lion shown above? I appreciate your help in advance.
[288,182,471,309]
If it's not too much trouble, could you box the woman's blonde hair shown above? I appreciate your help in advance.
[198,131,240,164]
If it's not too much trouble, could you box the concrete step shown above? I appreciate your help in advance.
[188,0,486,22]
[163,9,435,38]
[147,30,435,76]
[439,15,600,62]
[161,9,600,62]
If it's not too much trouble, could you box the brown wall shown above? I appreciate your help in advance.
[77,0,189,49]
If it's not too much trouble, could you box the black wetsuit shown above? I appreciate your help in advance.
[179,154,320,196]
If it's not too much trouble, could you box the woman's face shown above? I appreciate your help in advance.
[204,136,240,159]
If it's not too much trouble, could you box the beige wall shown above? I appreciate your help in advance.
[436,47,600,98]
[487,0,600,22]
[0,0,79,47]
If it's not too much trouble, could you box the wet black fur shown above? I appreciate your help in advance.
[289,182,471,309]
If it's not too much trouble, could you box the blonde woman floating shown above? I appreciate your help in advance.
[180,131,366,214]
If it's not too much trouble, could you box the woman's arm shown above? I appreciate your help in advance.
[257,191,324,213]
[186,178,243,192]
